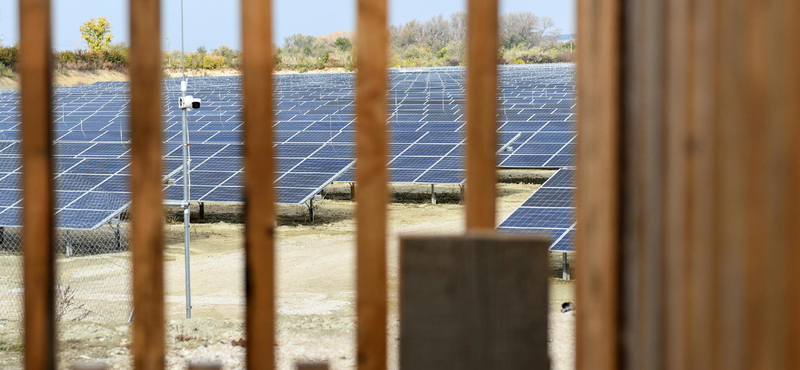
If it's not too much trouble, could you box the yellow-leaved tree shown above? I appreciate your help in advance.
[80,17,113,51]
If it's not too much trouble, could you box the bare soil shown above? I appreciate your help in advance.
[0,180,576,370]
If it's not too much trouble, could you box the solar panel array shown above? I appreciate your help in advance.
[498,168,576,252]
[0,63,577,230]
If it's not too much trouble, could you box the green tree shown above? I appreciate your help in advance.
[80,17,113,51]
[196,46,207,55]
[333,37,352,52]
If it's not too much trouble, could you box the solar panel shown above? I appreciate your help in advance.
[498,168,576,252]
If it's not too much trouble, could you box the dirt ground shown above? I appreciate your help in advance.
[0,177,576,370]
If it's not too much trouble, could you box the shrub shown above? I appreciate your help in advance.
[0,64,14,78]
[202,55,224,69]
[0,45,19,70]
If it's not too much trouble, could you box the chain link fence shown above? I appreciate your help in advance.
[0,210,132,323]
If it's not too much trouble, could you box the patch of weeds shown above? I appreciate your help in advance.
[170,323,194,342]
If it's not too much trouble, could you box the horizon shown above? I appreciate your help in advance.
[0,0,575,51]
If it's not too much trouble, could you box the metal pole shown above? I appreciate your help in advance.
[562,252,570,280]
[180,0,192,319]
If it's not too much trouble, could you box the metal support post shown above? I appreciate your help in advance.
[308,198,315,222]
[562,252,570,280]
[350,182,356,201]
[199,202,205,220]
[65,230,73,257]
[114,220,122,251]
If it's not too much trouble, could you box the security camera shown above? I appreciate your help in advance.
[179,95,202,110]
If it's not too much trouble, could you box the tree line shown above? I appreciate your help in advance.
[0,11,574,78]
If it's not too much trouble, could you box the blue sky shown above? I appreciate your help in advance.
[0,0,575,51]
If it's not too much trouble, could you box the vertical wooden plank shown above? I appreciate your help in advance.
[354,0,389,369]
[240,0,276,368]
[687,0,720,368]
[399,234,549,369]
[295,362,329,370]
[186,363,221,370]
[663,0,694,368]
[575,0,622,369]
[623,0,668,367]
[464,0,498,230]
[19,0,55,369]
[129,0,164,369]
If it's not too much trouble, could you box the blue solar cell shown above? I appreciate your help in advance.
[292,158,352,173]
[416,170,464,184]
[0,173,21,189]
[432,157,464,170]
[57,209,115,229]
[529,132,575,144]
[389,156,440,169]
[513,143,564,155]
[310,144,353,159]
[275,144,322,158]
[200,186,242,202]
[390,169,425,183]
[522,188,574,208]
[403,144,456,157]
[68,158,128,174]
[0,190,19,207]
[0,207,21,227]
[499,155,551,167]
[67,192,128,211]
[545,169,575,188]
[501,207,573,229]
[551,229,575,252]
[544,154,575,167]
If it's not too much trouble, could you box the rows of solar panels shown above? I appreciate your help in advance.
[0,64,576,237]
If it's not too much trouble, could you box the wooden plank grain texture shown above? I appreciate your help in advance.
[241,0,276,369]
[399,234,549,370]
[129,0,164,369]
[575,0,622,369]
[19,0,55,369]
[663,0,694,368]
[295,363,329,370]
[465,0,498,230]
[354,0,389,369]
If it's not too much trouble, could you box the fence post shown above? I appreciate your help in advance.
[241,0,277,369]
[354,0,389,369]
[129,0,165,368]
[19,0,56,368]
[465,0,498,230]
[575,0,623,369]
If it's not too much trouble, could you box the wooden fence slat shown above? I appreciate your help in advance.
[464,0,499,230]
[186,363,222,370]
[399,234,549,369]
[575,0,623,370]
[663,0,694,368]
[19,0,55,369]
[129,0,164,368]
[354,0,389,368]
[295,362,329,370]
[241,0,276,369]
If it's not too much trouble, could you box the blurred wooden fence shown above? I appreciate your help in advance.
[18,0,800,369]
